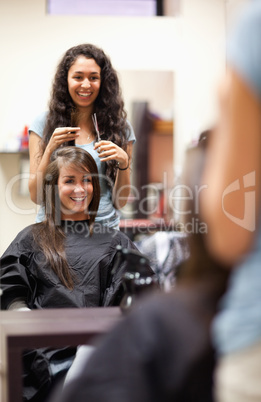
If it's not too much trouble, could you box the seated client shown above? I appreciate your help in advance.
[0,146,151,401]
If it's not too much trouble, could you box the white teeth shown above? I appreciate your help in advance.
[78,93,91,97]
[71,197,86,201]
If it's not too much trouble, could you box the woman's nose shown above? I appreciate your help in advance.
[82,78,91,88]
[73,183,85,192]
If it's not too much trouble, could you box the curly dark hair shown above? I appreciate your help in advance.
[41,43,130,184]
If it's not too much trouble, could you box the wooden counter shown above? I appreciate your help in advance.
[0,307,122,402]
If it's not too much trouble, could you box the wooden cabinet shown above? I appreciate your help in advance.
[148,120,174,185]
[130,101,174,221]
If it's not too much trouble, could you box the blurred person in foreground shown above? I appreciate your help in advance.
[201,1,261,401]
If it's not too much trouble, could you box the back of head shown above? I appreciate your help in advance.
[177,132,230,302]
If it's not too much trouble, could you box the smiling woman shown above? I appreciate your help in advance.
[43,146,100,233]
[58,165,94,221]
[67,56,101,111]
[28,43,136,229]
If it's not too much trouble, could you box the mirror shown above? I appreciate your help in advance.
[119,70,174,222]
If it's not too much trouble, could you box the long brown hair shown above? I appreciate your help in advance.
[32,147,100,289]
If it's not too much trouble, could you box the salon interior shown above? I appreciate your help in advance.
[0,0,249,401]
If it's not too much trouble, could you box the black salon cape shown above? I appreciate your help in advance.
[52,287,217,402]
[0,221,152,402]
[0,221,142,310]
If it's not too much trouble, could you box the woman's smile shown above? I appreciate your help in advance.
[70,196,87,201]
[67,56,101,110]
[58,165,93,220]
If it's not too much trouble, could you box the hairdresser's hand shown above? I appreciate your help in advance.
[46,127,80,154]
[94,140,129,169]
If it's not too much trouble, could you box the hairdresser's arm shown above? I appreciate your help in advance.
[29,128,80,204]
[94,141,133,209]
[113,142,133,209]
[201,68,261,265]
[29,132,51,204]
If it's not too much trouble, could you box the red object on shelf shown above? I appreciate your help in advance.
[20,125,29,150]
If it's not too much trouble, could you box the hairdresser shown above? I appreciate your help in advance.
[29,43,135,229]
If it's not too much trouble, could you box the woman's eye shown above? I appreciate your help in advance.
[84,178,92,183]
[65,179,74,184]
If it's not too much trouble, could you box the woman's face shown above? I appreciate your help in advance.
[67,56,101,110]
[58,164,94,221]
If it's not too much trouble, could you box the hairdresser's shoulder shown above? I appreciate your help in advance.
[29,111,48,137]
[126,120,136,143]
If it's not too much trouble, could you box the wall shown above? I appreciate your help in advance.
[0,0,180,146]
[174,0,226,170]
[0,0,228,254]
[226,0,249,26]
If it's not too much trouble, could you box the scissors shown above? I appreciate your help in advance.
[92,113,101,142]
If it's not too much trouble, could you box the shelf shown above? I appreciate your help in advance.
[152,120,174,135]
[0,150,29,155]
